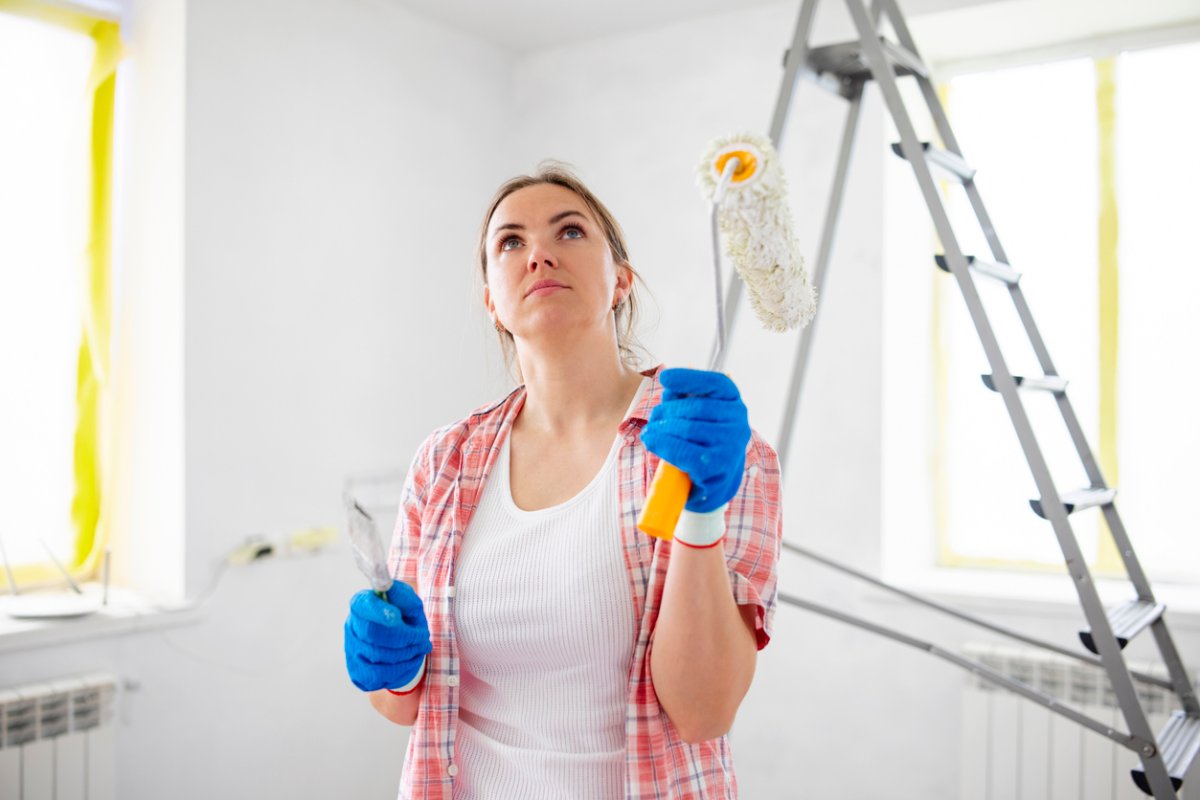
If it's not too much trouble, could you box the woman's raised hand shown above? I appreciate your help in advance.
[639,368,752,514]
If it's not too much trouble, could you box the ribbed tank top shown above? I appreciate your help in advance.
[451,378,648,799]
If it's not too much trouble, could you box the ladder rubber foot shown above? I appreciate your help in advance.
[1078,599,1165,654]
[1132,711,1200,794]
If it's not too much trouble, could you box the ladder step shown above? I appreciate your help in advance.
[1030,487,1116,519]
[1132,711,1200,794]
[981,374,1069,394]
[890,141,976,182]
[934,254,1021,285]
[1078,599,1165,654]
[806,37,929,82]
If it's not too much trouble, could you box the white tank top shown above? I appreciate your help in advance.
[451,378,647,799]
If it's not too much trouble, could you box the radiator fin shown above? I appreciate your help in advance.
[0,674,118,800]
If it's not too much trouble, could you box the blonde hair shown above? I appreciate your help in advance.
[477,162,653,383]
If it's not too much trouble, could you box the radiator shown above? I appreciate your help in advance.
[0,674,117,800]
[960,644,1198,800]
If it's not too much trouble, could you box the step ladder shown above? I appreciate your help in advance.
[726,0,1200,796]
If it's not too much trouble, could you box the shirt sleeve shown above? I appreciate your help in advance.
[387,433,434,590]
[722,432,783,651]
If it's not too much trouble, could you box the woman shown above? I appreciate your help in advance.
[344,165,782,799]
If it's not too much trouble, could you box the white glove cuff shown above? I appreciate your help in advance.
[387,654,427,695]
[675,503,728,548]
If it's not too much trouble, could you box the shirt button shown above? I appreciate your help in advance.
[447,764,459,777]
[447,585,456,598]
[447,675,459,687]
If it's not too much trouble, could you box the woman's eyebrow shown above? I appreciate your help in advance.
[548,209,587,225]
[492,209,589,237]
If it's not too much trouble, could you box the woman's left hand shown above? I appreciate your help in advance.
[640,367,752,513]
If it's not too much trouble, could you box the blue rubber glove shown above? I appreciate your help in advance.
[344,579,432,692]
[639,367,752,513]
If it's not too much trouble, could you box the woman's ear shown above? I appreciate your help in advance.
[617,262,634,296]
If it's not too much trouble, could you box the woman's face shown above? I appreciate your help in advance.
[484,183,630,342]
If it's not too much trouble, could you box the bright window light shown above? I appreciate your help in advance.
[939,56,1099,568]
[0,14,96,568]
[1114,41,1200,584]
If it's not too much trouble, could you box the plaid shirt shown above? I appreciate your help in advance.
[387,363,782,799]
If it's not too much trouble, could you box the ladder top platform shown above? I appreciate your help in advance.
[807,37,928,82]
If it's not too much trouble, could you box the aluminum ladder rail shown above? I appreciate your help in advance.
[712,0,1200,795]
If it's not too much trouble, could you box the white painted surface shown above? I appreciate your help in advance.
[376,0,1200,59]
[108,0,187,605]
[911,0,1200,68]
[0,748,17,799]
[55,731,87,800]
[377,0,1067,54]
[22,738,53,799]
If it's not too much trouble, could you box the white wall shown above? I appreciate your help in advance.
[107,0,187,606]
[181,0,521,598]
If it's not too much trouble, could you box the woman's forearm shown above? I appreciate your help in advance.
[649,543,757,743]
[368,686,423,726]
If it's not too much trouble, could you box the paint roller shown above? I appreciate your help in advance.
[637,133,816,540]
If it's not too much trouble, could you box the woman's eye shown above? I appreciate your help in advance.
[500,236,520,251]
[562,226,584,239]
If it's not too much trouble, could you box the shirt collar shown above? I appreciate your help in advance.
[620,363,664,431]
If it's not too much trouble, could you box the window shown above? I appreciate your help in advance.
[0,3,121,590]
[1111,42,1200,583]
[936,57,1101,572]
[883,39,1200,586]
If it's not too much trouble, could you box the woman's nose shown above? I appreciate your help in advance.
[526,240,556,271]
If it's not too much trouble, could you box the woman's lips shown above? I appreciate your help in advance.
[527,284,566,297]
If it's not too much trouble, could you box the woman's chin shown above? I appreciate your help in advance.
[512,317,603,343]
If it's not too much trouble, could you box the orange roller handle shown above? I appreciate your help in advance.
[637,460,692,540]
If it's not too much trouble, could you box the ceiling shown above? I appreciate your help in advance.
[909,0,1200,67]
[374,0,768,52]
[380,0,999,54]
[380,0,779,52]
[381,0,1200,56]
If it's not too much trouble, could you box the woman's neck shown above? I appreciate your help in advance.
[515,353,644,439]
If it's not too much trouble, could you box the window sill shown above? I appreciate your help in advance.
[0,584,203,655]
[873,564,1200,631]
